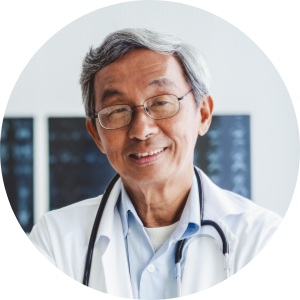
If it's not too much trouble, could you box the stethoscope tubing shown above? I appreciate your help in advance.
[175,168,229,296]
[82,172,120,286]
[82,167,230,294]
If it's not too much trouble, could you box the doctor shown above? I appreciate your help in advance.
[29,28,282,299]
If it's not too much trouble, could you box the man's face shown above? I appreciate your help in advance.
[87,49,213,186]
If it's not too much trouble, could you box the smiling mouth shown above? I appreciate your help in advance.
[129,147,166,159]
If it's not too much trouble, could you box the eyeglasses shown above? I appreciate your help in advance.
[92,90,193,130]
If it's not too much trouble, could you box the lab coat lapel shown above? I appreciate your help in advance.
[182,234,226,295]
[182,217,238,295]
[101,206,133,298]
[90,178,133,298]
[181,168,242,295]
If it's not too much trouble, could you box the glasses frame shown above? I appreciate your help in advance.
[92,90,193,130]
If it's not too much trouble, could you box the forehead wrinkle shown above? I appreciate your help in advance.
[148,77,179,90]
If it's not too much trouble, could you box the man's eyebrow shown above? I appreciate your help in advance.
[148,78,179,89]
[100,89,124,105]
[99,78,177,104]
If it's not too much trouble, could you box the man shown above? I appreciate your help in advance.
[29,28,282,299]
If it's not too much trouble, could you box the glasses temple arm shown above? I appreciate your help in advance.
[178,90,193,101]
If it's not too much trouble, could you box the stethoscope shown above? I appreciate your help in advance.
[82,167,230,297]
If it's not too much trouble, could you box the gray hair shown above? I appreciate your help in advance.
[80,28,211,122]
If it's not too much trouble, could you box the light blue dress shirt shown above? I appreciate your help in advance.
[117,174,201,299]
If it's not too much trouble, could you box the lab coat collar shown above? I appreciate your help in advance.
[196,167,251,219]
[93,178,133,298]
[95,178,122,244]
[194,167,251,255]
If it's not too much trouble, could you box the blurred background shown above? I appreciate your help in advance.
[0,1,298,233]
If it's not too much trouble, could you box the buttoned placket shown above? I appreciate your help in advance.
[119,174,201,299]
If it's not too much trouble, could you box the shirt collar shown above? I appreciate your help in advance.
[170,173,201,242]
[118,183,143,238]
[118,173,201,242]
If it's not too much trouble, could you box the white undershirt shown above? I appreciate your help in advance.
[144,221,179,252]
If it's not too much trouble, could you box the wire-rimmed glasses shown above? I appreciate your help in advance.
[92,91,193,130]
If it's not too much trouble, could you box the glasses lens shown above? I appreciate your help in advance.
[145,95,179,119]
[98,105,132,129]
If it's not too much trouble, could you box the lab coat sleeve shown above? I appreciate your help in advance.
[29,215,56,266]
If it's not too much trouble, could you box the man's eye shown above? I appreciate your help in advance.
[152,101,167,106]
[111,108,127,114]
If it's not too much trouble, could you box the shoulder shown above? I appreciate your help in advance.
[214,188,282,243]
[33,196,100,229]
[28,195,102,265]
[30,195,102,230]
[222,189,282,229]
[44,195,103,220]
[198,168,282,229]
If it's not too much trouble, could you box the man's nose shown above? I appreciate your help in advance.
[127,107,159,140]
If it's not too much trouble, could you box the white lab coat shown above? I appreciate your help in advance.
[29,169,282,298]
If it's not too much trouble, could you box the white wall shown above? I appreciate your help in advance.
[4,1,299,220]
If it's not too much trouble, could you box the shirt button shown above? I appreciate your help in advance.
[128,227,131,234]
[147,265,155,273]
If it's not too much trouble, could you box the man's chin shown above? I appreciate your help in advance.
[123,165,172,186]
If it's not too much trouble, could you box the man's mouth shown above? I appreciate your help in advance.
[129,147,166,159]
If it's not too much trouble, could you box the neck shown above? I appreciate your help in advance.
[121,165,194,228]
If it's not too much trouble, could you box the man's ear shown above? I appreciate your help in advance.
[86,119,106,154]
[198,95,214,136]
